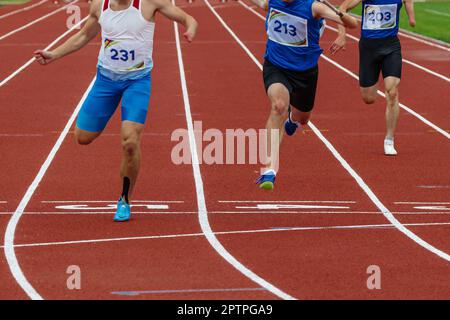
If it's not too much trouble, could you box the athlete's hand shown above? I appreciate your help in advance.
[409,18,416,27]
[183,17,198,43]
[330,35,346,55]
[34,50,57,65]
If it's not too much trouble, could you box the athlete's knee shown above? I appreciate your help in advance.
[362,93,376,104]
[271,98,289,116]
[74,129,96,145]
[122,133,140,157]
[385,86,399,102]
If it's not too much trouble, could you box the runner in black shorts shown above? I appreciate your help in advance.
[263,59,319,113]
[333,0,416,156]
[250,0,357,190]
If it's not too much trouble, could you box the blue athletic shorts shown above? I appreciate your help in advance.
[76,69,151,133]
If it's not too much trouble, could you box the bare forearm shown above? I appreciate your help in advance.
[404,0,415,25]
[182,14,197,31]
[52,32,92,59]
[340,12,357,28]
[249,0,268,10]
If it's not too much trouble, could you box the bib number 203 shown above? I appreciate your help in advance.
[368,11,391,23]
[273,20,297,36]
[111,49,135,62]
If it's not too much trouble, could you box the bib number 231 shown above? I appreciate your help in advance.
[111,49,136,62]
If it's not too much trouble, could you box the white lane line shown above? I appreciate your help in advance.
[0,0,48,20]
[219,200,356,203]
[239,1,450,82]
[324,24,450,83]
[424,9,450,18]
[4,77,96,300]
[5,221,450,249]
[208,0,450,262]
[111,287,267,296]
[0,15,89,88]
[2,210,450,215]
[41,200,185,203]
[237,0,450,140]
[0,0,79,42]
[174,0,295,301]
[320,54,450,139]
[396,202,450,205]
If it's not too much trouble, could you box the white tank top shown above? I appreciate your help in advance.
[98,0,155,81]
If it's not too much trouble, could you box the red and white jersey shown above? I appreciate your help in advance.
[98,0,155,80]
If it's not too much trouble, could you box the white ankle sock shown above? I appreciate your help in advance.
[263,169,276,176]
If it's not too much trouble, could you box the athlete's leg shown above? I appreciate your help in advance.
[74,72,123,145]
[360,85,378,104]
[384,76,400,140]
[119,74,151,201]
[265,83,290,172]
[290,109,311,125]
[120,120,145,200]
[74,127,102,145]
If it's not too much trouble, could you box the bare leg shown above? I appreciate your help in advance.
[74,126,102,145]
[360,85,378,105]
[384,76,400,140]
[264,83,290,173]
[290,108,311,126]
[120,121,144,201]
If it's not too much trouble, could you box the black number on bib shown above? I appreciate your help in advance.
[273,20,297,36]
[110,49,136,62]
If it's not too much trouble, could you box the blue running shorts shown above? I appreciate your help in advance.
[76,69,151,133]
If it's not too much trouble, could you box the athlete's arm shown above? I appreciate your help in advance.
[248,0,268,11]
[403,0,415,27]
[154,0,198,42]
[328,0,361,54]
[34,0,101,65]
[313,1,358,28]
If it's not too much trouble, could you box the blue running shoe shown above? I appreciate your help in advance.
[284,112,299,136]
[114,197,131,222]
[256,172,276,190]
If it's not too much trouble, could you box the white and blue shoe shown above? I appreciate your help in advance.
[256,170,276,190]
[114,197,131,222]
[284,111,299,136]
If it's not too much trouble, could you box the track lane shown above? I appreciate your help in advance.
[242,0,450,75]
[8,12,277,300]
[0,2,89,78]
[238,1,450,133]
[174,1,450,299]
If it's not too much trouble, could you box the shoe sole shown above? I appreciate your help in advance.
[259,181,274,190]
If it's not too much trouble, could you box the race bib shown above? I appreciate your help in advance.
[267,8,308,47]
[362,4,397,30]
[102,39,146,72]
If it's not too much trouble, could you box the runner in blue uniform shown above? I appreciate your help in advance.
[250,0,358,190]
[332,0,416,156]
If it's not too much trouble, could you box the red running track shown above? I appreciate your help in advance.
[0,0,449,299]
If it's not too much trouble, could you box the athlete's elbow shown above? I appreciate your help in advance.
[345,18,358,29]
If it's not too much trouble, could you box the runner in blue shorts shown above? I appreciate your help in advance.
[34,0,198,221]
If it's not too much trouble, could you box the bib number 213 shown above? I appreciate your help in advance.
[273,20,297,36]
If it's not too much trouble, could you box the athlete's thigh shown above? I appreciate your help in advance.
[290,66,318,113]
[381,49,402,82]
[267,83,290,106]
[121,75,151,125]
[383,76,400,92]
[76,73,123,133]
[359,41,382,88]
